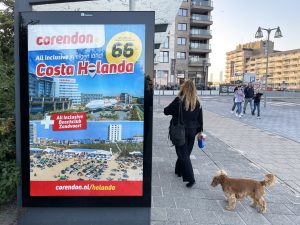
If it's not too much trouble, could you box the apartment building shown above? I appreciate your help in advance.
[53,78,81,107]
[108,124,122,142]
[29,122,37,145]
[120,93,132,104]
[225,40,300,90]
[154,0,213,89]
[28,73,71,113]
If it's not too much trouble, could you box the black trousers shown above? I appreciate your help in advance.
[174,128,196,183]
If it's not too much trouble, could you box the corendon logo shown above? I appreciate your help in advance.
[36,32,94,46]
[28,25,105,51]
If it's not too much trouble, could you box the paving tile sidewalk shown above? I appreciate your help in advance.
[0,201,17,225]
[1,97,300,225]
[151,101,300,225]
[204,110,300,194]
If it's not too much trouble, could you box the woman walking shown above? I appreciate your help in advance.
[235,86,245,118]
[164,80,203,188]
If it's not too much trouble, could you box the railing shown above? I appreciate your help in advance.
[190,29,211,36]
[190,43,211,51]
[154,90,300,98]
[189,57,210,64]
[191,0,213,7]
[191,14,212,22]
[154,90,219,96]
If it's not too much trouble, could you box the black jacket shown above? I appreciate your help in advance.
[253,92,263,102]
[164,97,203,134]
[244,86,254,98]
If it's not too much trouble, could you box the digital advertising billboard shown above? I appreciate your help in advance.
[18,11,153,207]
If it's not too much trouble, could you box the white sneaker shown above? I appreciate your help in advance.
[240,113,244,116]
[257,116,261,119]
[231,110,234,114]
[235,113,238,117]
[239,115,242,118]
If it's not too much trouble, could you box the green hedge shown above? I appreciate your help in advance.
[0,119,19,205]
[0,0,19,205]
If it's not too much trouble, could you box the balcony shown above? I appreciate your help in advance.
[189,43,211,53]
[190,14,213,26]
[190,29,212,39]
[188,57,210,66]
[191,0,213,12]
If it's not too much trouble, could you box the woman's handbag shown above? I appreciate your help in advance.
[169,100,185,146]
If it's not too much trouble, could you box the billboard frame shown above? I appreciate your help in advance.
[18,11,154,207]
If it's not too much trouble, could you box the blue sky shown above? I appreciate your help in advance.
[210,0,300,81]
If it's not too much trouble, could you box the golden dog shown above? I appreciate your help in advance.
[211,170,276,213]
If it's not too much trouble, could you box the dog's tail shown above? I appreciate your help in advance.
[260,174,276,187]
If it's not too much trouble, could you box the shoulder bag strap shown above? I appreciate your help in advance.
[178,100,184,124]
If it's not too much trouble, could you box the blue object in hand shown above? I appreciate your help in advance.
[198,138,205,149]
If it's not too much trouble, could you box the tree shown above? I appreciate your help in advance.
[0,0,19,205]
[0,0,14,117]
[0,0,14,64]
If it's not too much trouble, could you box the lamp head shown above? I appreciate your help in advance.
[274,27,283,38]
[255,27,263,38]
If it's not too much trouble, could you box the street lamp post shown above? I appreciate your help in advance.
[255,26,283,107]
[202,60,207,90]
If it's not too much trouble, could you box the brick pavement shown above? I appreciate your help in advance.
[0,201,17,225]
[201,95,300,143]
[204,110,300,194]
[151,97,300,225]
[1,96,300,225]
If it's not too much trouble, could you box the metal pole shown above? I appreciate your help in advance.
[258,26,282,107]
[129,0,134,11]
[264,31,270,108]
[205,64,208,90]
[202,60,206,90]
[158,78,161,104]
[15,0,32,209]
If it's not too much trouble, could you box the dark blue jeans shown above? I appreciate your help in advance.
[236,102,242,115]
[252,101,261,116]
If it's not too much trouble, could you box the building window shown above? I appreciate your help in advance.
[177,37,186,45]
[178,8,188,17]
[161,36,169,49]
[177,23,187,31]
[159,51,169,63]
[177,52,186,60]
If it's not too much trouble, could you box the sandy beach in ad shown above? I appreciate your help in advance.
[30,153,143,181]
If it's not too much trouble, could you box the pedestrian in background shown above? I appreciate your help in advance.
[164,80,203,188]
[231,85,238,113]
[252,89,263,119]
[235,86,245,118]
[243,83,254,115]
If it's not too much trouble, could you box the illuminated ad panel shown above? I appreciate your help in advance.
[27,24,145,197]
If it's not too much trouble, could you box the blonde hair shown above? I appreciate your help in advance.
[178,80,199,111]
